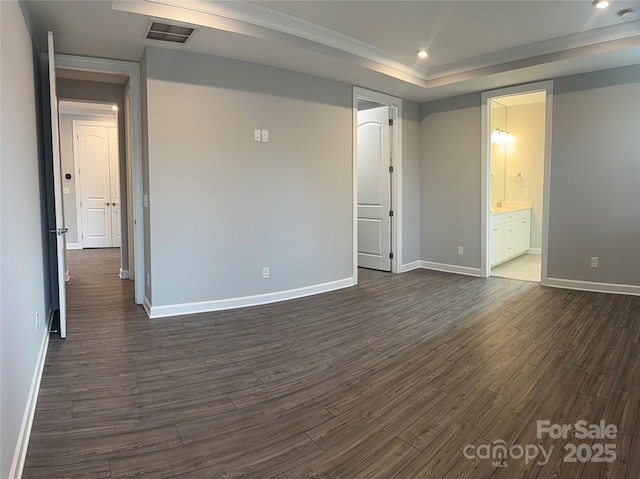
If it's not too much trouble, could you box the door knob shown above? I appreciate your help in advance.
[112,203,116,206]
[105,202,110,206]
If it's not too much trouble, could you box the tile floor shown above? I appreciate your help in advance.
[491,253,541,282]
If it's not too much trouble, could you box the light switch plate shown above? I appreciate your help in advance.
[261,129,269,143]
[63,187,70,195]
[143,194,149,207]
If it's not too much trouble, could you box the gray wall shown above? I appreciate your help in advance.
[419,65,640,289]
[59,113,117,245]
[420,94,482,269]
[56,78,129,271]
[143,47,353,307]
[548,66,640,285]
[401,99,421,266]
[0,1,51,476]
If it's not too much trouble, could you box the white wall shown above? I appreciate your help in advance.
[548,66,640,286]
[142,47,353,313]
[504,102,545,249]
[1,1,52,477]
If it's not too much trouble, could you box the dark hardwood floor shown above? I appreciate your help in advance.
[23,249,640,478]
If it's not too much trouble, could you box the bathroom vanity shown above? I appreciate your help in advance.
[490,207,531,266]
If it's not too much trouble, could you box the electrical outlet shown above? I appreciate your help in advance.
[254,129,261,142]
[35,311,39,331]
[590,257,599,268]
[523,188,529,197]
[262,267,270,279]
[261,129,269,143]
[458,246,464,255]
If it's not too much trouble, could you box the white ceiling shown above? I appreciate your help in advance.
[25,0,640,102]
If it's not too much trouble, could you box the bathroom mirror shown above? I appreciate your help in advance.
[490,100,507,207]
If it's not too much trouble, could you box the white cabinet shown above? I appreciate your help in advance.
[516,213,531,254]
[490,222,504,265]
[490,208,531,266]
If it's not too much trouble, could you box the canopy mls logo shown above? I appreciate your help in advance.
[463,440,552,467]
[463,419,618,468]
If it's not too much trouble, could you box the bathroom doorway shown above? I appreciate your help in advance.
[481,82,553,284]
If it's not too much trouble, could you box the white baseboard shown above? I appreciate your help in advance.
[119,269,129,279]
[8,318,51,479]
[400,261,421,272]
[527,248,542,255]
[65,243,82,250]
[148,277,355,319]
[420,261,482,277]
[143,295,152,317]
[546,277,640,296]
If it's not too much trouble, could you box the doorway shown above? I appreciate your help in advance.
[55,53,144,304]
[353,87,403,280]
[73,121,121,248]
[481,81,553,284]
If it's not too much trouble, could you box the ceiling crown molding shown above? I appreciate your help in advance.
[113,0,429,84]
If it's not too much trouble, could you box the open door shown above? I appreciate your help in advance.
[48,31,68,338]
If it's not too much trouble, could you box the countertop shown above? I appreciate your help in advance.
[490,206,531,215]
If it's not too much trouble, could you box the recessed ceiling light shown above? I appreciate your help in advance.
[417,50,428,59]
[592,0,610,9]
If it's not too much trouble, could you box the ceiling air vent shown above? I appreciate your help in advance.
[145,20,196,44]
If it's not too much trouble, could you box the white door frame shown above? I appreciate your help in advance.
[353,87,403,282]
[72,119,118,249]
[480,80,553,285]
[56,54,144,304]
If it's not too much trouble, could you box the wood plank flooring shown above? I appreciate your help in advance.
[23,249,640,478]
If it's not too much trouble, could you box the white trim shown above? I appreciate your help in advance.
[8,327,51,479]
[480,81,553,286]
[144,295,152,317]
[114,0,428,85]
[59,100,118,118]
[120,269,130,279]
[400,260,421,272]
[527,248,542,255]
[353,87,403,277]
[546,278,640,297]
[56,54,144,305]
[148,277,355,319]
[420,261,482,277]
[65,242,82,250]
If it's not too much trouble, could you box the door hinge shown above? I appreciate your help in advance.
[389,210,394,217]
[389,252,394,259]
[389,165,394,173]
[389,119,394,126]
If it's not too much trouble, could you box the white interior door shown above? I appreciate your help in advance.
[357,106,391,271]
[108,127,121,247]
[48,32,67,338]
[77,124,114,248]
